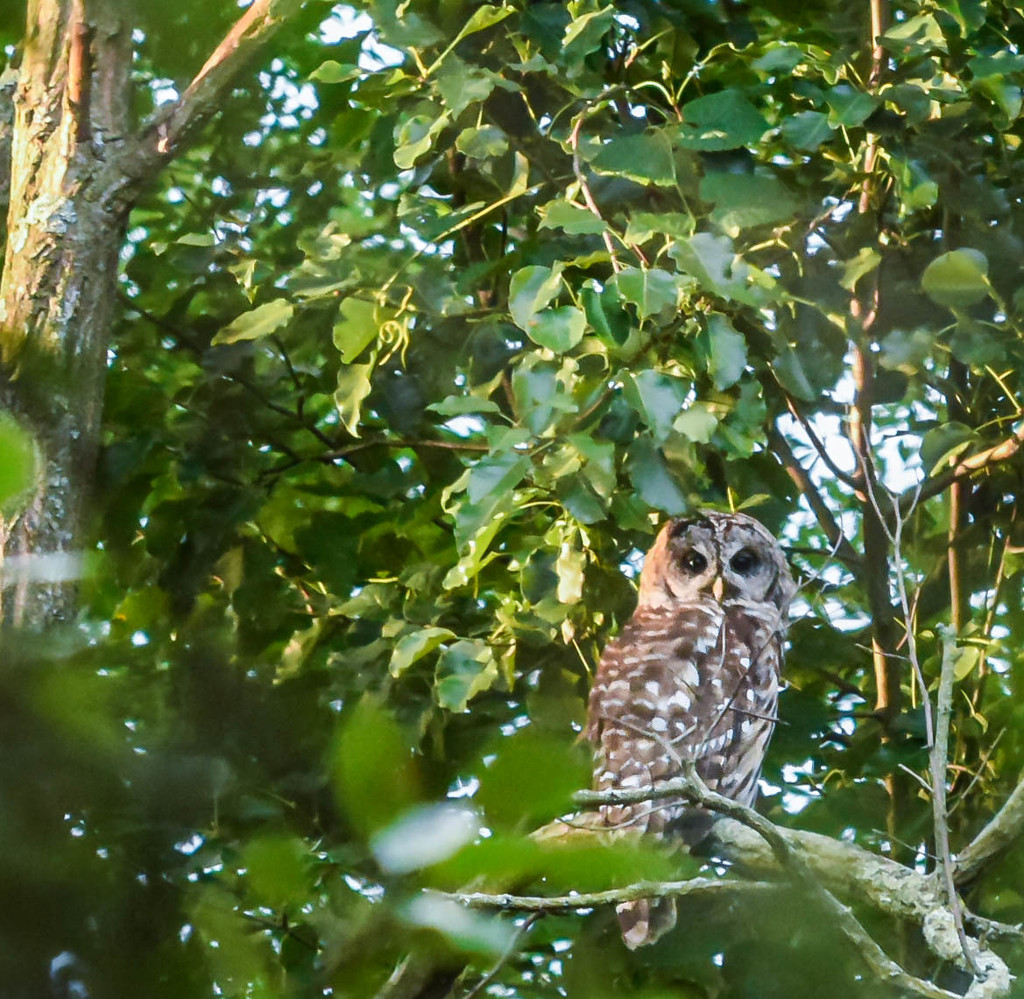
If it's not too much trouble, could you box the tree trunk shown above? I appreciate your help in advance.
[0,0,134,627]
[0,0,301,628]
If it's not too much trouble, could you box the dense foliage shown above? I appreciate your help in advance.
[5,0,1024,996]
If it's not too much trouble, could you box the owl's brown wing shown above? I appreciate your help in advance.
[586,600,784,948]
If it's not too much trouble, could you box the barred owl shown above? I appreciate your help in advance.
[586,511,795,949]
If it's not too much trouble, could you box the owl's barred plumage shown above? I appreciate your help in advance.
[586,511,795,949]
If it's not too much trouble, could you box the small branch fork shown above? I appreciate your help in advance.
[438,774,1015,999]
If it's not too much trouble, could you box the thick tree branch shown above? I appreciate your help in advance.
[955,769,1024,885]
[127,0,305,183]
[565,778,1011,997]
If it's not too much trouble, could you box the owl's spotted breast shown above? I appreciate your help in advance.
[586,511,794,949]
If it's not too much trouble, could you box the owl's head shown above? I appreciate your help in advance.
[637,511,796,615]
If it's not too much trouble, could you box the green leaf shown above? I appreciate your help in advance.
[394,113,446,169]
[921,422,976,475]
[555,543,585,604]
[455,4,512,40]
[333,297,381,363]
[332,700,420,836]
[700,172,800,232]
[882,13,947,56]
[921,249,990,308]
[625,435,687,514]
[436,57,497,114]
[581,279,630,345]
[334,363,373,437]
[538,199,606,235]
[825,85,879,127]
[590,131,676,186]
[614,267,679,319]
[840,247,882,292]
[556,474,606,523]
[455,125,508,159]
[309,60,361,83]
[623,370,688,443]
[242,835,309,907]
[466,451,532,505]
[706,314,747,390]
[678,90,769,150]
[674,404,719,444]
[508,265,563,332]
[390,627,457,677]
[435,640,499,711]
[477,729,590,828]
[213,299,293,345]
[781,111,833,151]
[525,306,586,352]
[671,233,775,306]
[569,434,617,496]
[624,212,695,242]
[0,412,38,516]
[889,157,939,212]
[563,5,614,54]
[427,395,502,416]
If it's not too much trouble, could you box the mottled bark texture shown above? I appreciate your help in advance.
[0,0,134,626]
[0,0,303,627]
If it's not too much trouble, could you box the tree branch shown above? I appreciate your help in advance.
[127,0,305,182]
[565,778,1011,997]
[931,626,982,976]
[955,768,1024,885]
[435,878,775,912]
[767,427,860,568]
[903,423,1024,512]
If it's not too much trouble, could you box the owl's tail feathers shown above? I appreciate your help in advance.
[616,897,677,949]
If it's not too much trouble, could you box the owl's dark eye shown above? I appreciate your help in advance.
[730,548,759,574]
[680,550,708,574]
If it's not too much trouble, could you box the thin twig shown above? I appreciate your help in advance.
[784,395,859,489]
[931,627,982,977]
[568,112,624,273]
[767,428,860,567]
[459,914,541,999]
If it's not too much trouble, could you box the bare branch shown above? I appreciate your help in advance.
[931,626,982,976]
[128,0,305,182]
[436,878,775,912]
[767,427,860,568]
[783,394,859,489]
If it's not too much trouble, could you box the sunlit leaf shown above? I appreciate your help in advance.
[921,249,990,308]
[213,299,293,345]
[678,90,769,150]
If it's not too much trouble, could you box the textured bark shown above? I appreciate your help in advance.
[0,0,134,626]
[0,0,304,628]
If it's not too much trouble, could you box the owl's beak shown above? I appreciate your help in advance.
[712,575,725,601]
